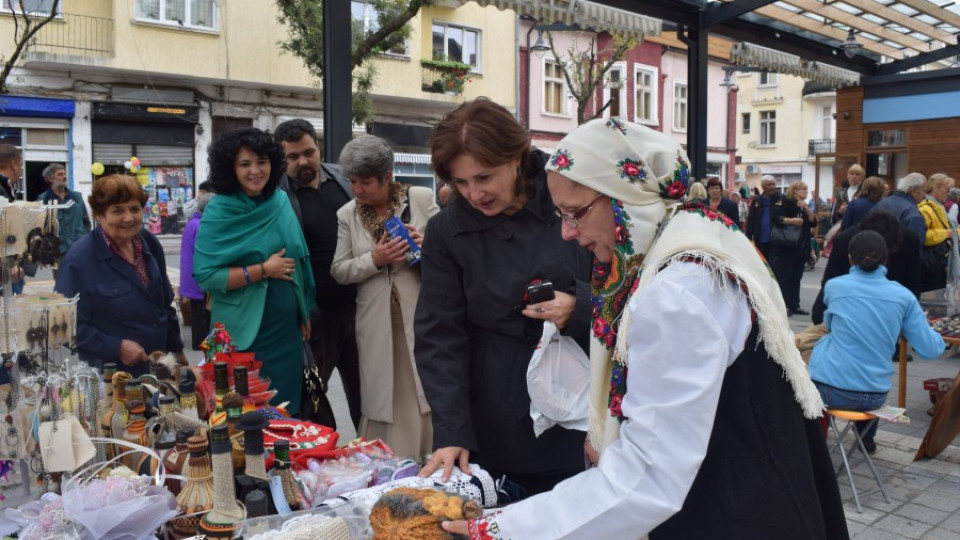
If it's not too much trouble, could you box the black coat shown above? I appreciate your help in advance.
[744,192,782,243]
[414,150,591,476]
[707,197,740,228]
[811,224,921,325]
[772,196,815,254]
[652,324,849,540]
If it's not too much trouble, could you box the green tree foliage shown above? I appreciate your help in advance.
[1,0,63,94]
[275,0,431,125]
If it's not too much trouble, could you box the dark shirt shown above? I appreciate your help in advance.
[0,173,16,202]
[840,197,876,231]
[760,196,773,242]
[294,179,356,309]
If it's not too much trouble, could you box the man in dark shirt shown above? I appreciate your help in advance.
[276,119,361,428]
[745,175,781,262]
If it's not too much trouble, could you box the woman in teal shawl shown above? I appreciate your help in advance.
[194,127,315,414]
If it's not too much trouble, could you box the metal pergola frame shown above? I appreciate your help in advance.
[322,0,960,179]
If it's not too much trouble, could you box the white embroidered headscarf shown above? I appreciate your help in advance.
[546,118,823,453]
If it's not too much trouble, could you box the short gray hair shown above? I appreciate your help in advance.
[42,163,65,179]
[896,172,926,193]
[760,174,776,184]
[194,192,213,213]
[338,134,394,183]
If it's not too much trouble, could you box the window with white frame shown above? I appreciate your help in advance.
[758,72,778,87]
[673,82,688,131]
[602,62,626,118]
[432,21,480,70]
[1,0,59,14]
[543,58,566,115]
[352,0,407,55]
[741,112,751,135]
[634,65,658,125]
[135,0,217,31]
[760,110,776,145]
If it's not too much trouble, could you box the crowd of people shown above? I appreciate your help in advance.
[5,96,960,539]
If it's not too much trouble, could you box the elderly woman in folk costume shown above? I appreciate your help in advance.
[444,119,848,540]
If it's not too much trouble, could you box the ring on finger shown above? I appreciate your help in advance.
[535,307,545,313]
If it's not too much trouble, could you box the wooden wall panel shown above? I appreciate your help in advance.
[835,86,864,161]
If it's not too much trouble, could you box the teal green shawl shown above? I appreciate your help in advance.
[193,189,315,350]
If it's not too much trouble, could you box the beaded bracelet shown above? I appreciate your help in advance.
[242,266,252,284]
[260,262,267,280]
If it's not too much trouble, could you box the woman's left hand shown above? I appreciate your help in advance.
[441,521,469,536]
[523,290,576,329]
[301,321,311,341]
[405,224,424,247]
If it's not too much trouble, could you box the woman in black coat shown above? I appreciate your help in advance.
[812,210,921,325]
[771,181,815,316]
[415,99,592,496]
[705,177,740,226]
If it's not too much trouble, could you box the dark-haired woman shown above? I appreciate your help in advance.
[56,175,186,377]
[705,177,740,226]
[810,230,944,451]
[415,99,592,495]
[193,128,315,414]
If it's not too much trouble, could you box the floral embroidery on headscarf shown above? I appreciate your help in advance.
[605,117,627,135]
[658,152,690,200]
[591,199,643,354]
[550,148,574,171]
[682,201,739,231]
[617,158,646,185]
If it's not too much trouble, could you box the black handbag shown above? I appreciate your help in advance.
[770,225,802,247]
[300,340,337,429]
[921,240,952,277]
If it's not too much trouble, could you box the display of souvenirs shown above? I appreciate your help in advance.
[369,487,482,540]
[930,314,960,339]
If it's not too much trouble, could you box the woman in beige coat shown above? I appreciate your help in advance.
[331,135,440,458]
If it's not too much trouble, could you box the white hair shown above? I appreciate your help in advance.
[760,174,776,184]
[896,172,926,193]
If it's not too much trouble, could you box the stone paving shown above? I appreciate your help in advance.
[792,262,960,539]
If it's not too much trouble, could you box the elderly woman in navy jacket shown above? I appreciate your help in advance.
[56,175,185,377]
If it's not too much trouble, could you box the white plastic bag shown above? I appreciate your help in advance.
[527,322,590,437]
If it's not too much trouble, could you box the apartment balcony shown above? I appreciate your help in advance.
[808,138,835,156]
[24,13,114,64]
[420,59,471,97]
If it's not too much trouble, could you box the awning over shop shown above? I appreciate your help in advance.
[0,95,75,118]
[463,0,661,40]
[730,42,861,88]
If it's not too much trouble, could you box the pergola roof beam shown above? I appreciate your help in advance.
[755,3,907,57]
[874,39,960,74]
[839,0,956,43]
[782,0,932,52]
[897,0,960,27]
[702,0,780,27]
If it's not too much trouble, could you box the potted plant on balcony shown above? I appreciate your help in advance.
[440,70,471,96]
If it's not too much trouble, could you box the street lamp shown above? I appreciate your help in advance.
[841,28,861,59]
[531,29,551,55]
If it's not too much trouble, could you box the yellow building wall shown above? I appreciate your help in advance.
[3,1,516,107]
[735,72,807,163]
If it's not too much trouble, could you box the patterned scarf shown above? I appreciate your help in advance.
[546,118,823,453]
[101,228,149,289]
[357,182,409,240]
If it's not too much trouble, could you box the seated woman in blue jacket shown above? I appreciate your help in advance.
[56,175,186,377]
[809,230,945,452]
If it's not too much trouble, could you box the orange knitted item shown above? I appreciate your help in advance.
[369,488,482,540]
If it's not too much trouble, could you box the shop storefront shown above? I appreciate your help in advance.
[91,101,198,234]
[0,95,74,201]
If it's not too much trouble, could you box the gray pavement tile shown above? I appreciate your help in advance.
[921,527,960,540]
[854,525,918,539]
[894,503,951,526]
[900,464,948,480]
[844,503,888,525]
[939,513,960,534]
[871,514,933,539]
[910,491,960,513]
[886,471,941,491]
[846,520,867,537]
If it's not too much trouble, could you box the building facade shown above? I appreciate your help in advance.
[1,0,517,229]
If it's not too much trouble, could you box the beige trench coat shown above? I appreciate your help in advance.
[330,186,439,423]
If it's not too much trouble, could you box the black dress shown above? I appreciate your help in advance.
[414,150,592,494]
[771,197,814,312]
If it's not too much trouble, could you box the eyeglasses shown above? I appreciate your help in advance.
[555,193,605,229]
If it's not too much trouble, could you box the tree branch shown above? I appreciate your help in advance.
[352,0,430,69]
[1,0,61,94]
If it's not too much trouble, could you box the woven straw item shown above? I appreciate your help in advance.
[170,434,214,538]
